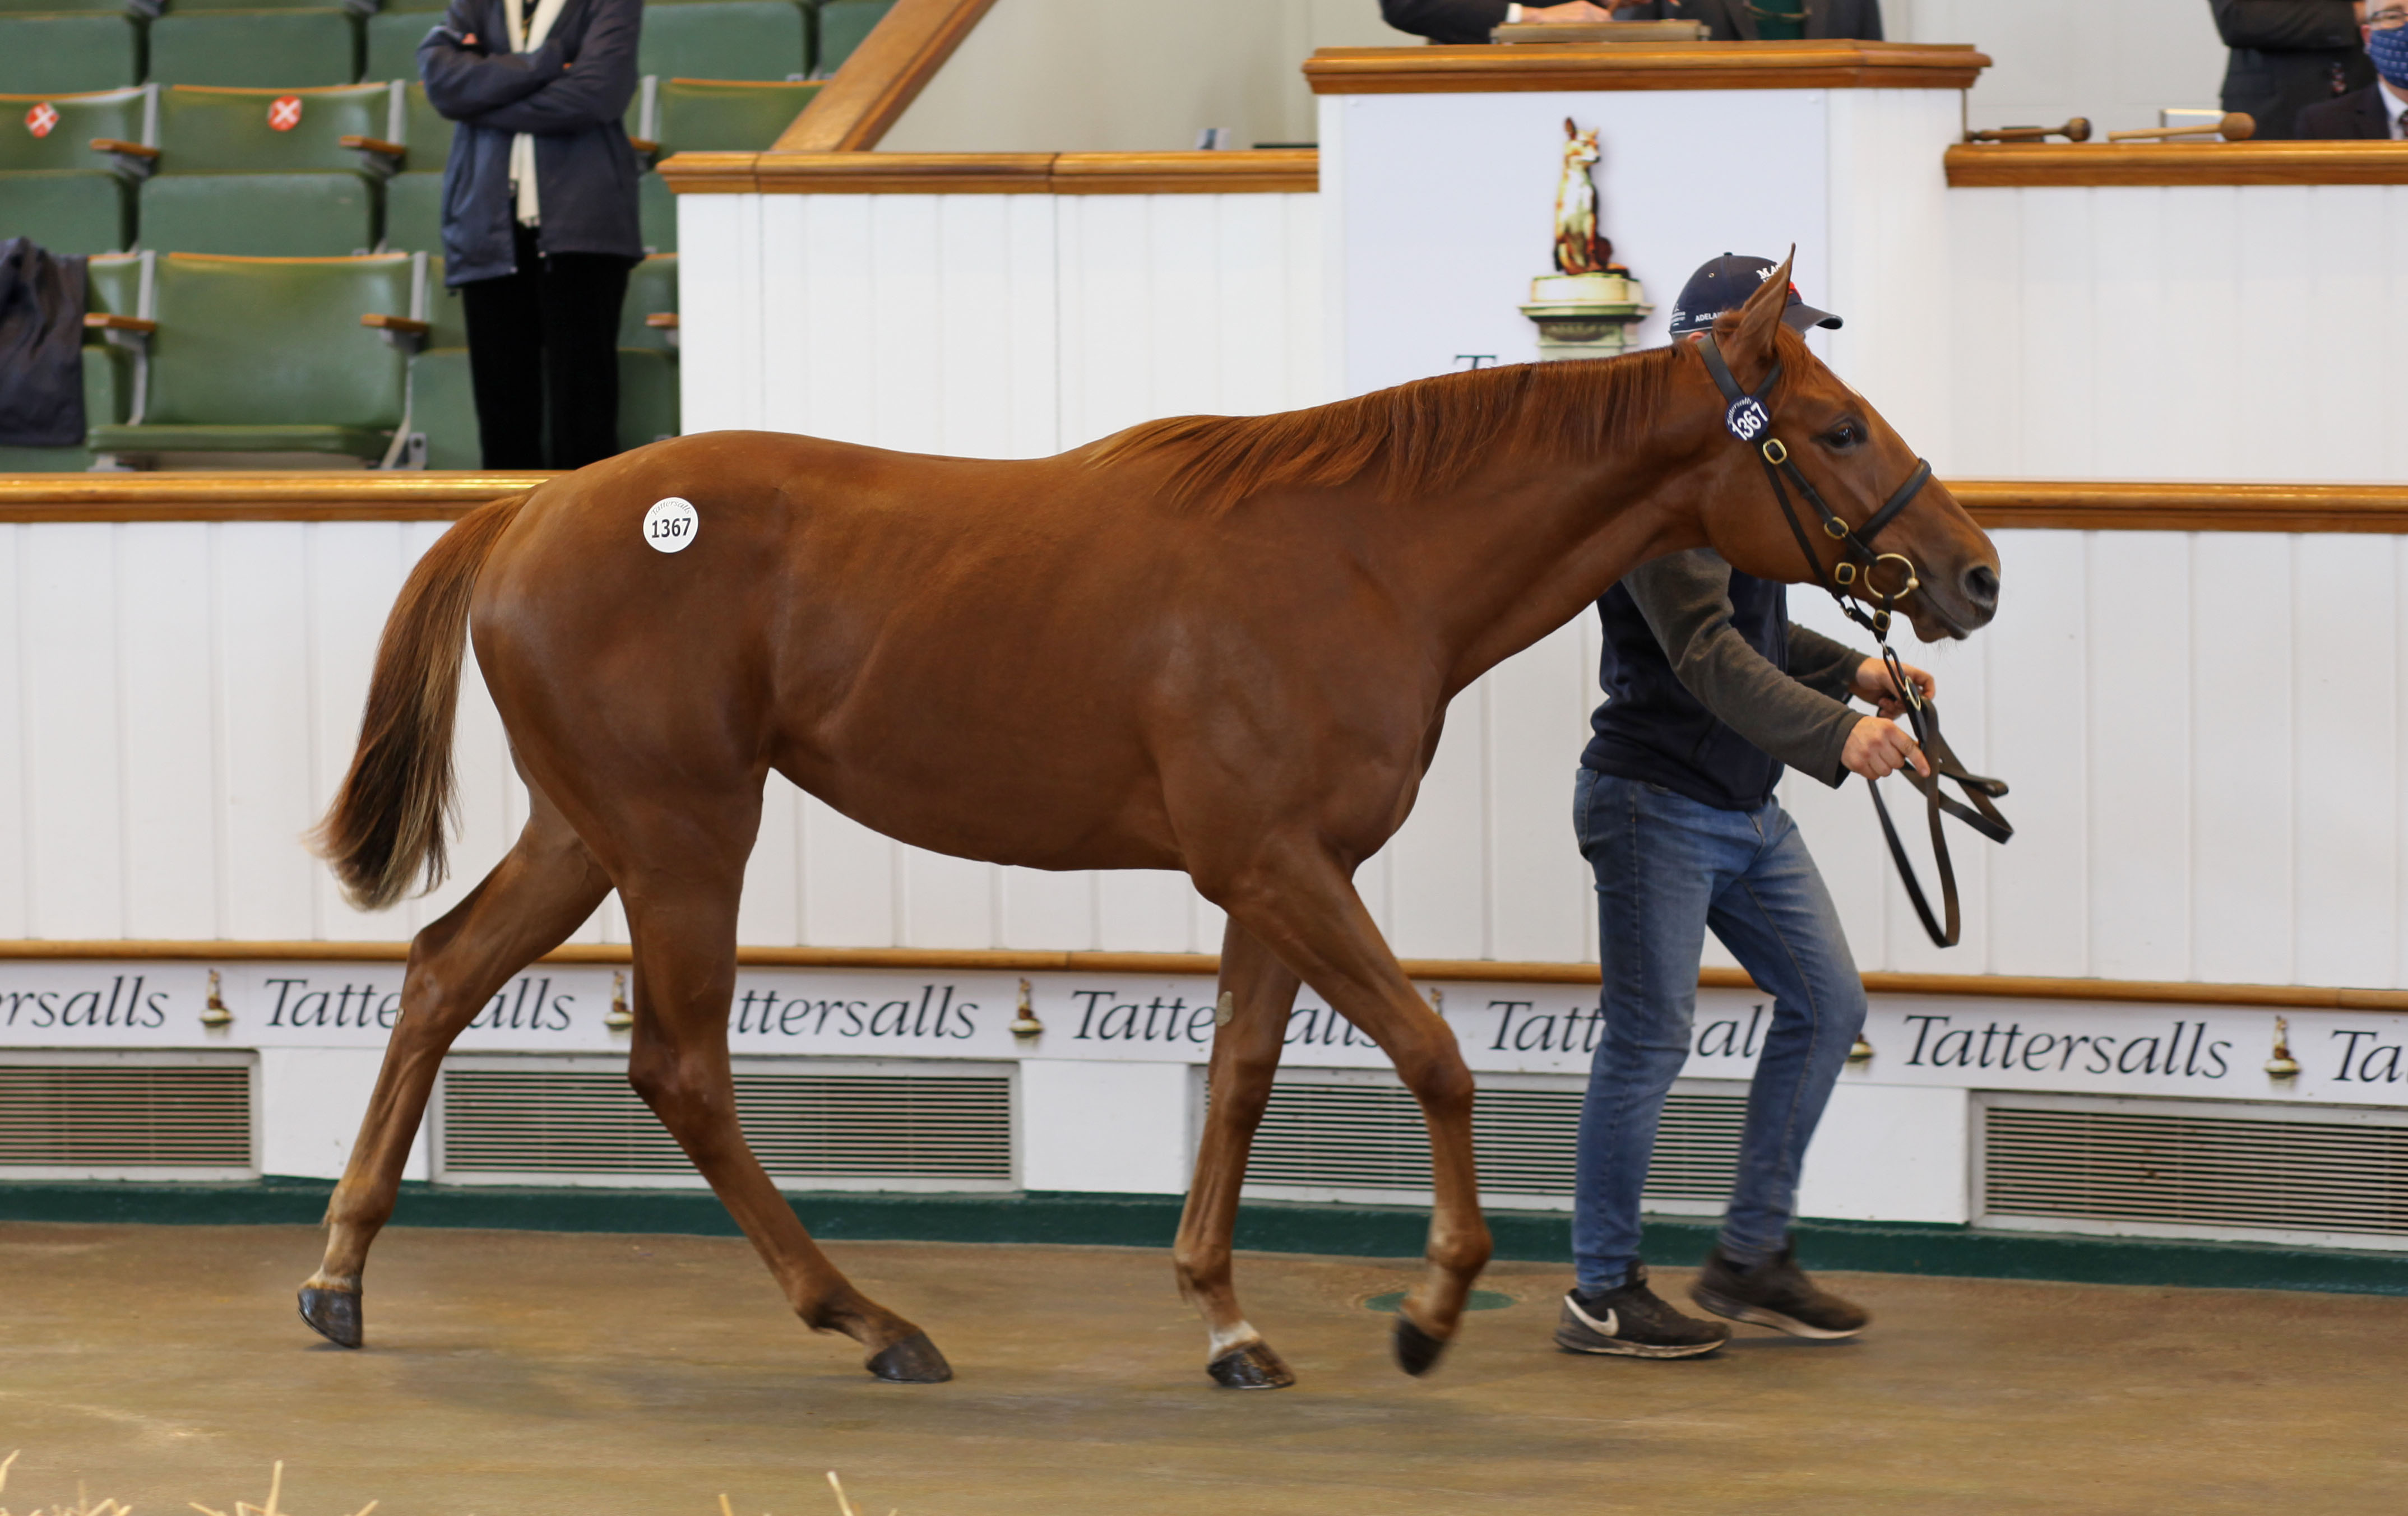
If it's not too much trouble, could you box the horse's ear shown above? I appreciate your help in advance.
[1564,116,1577,138]
[1715,249,1793,383]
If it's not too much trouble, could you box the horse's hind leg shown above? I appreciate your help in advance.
[1213,840,1492,1378]
[617,852,950,1383]
[300,787,611,1347]
[1173,919,1300,1388]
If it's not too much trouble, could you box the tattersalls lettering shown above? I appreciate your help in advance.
[0,976,168,1030]
[2328,1029,2406,1083]
[1489,999,1608,1054]
[265,977,408,1031]
[728,983,977,1040]
[1070,989,1217,1045]
[1902,1014,2231,1079]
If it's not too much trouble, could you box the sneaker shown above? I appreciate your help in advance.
[1689,1245,1870,1339]
[1553,1264,1731,1360]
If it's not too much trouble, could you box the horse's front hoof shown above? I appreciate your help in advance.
[1206,1340,1295,1390]
[1392,1311,1450,1377]
[865,1330,952,1383]
[298,1286,363,1348]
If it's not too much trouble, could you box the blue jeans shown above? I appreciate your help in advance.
[1570,768,1867,1293]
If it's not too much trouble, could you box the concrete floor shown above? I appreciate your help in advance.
[1,1223,2402,1514]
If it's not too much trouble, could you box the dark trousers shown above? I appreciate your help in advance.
[461,222,629,470]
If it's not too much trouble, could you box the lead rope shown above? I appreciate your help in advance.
[1698,334,2012,948]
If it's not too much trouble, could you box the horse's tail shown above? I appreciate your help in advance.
[311,492,530,912]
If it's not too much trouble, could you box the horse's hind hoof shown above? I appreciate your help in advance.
[298,1286,363,1349]
[1206,1341,1296,1390]
[865,1330,952,1383]
[1392,1311,1449,1377]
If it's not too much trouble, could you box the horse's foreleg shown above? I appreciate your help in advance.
[1172,919,1300,1389]
[1219,842,1492,1378]
[620,873,950,1384]
[300,794,611,1347]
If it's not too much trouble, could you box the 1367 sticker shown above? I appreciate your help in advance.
[643,497,698,553]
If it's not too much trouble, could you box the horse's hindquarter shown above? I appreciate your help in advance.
[469,432,1448,877]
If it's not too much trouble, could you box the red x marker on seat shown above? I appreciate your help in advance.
[25,102,58,138]
[268,95,304,131]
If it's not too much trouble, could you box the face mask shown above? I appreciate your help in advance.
[2369,23,2408,90]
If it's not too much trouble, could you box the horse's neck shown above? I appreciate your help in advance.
[1406,446,1704,698]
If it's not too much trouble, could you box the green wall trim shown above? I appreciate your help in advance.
[2,1179,2402,1296]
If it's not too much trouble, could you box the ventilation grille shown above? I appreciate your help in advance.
[441,1068,1012,1183]
[1243,1081,1745,1202]
[0,1064,252,1169]
[1985,1104,2408,1239]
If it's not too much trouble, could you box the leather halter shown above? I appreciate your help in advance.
[1698,333,2013,949]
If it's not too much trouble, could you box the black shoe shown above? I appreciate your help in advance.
[1553,1264,1730,1360]
[1689,1244,1870,1339]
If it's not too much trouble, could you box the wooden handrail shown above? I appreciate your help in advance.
[774,0,999,152]
[1303,39,1990,95]
[7,475,2408,530]
[664,149,1319,196]
[1946,140,2408,188]
[0,939,2396,1011]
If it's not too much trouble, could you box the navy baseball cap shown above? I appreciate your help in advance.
[1665,253,1841,340]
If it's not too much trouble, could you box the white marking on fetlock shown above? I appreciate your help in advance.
[303,1270,360,1292]
[1207,1319,1263,1359]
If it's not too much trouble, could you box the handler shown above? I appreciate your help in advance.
[1554,254,1932,1360]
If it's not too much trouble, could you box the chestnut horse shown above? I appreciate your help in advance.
[299,259,1998,1388]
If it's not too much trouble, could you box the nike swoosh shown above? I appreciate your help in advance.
[1566,1297,1619,1339]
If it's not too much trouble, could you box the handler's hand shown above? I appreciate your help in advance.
[1522,2,1618,20]
[1851,655,1934,718]
[1843,716,1929,781]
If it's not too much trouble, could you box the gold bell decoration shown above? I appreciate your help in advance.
[1009,977,1045,1040]
[2265,1015,2300,1078]
[604,969,634,1031]
[1847,1032,1874,1063]
[200,968,234,1027]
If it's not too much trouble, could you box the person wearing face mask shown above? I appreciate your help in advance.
[2298,3,2408,135]
[2210,0,2377,140]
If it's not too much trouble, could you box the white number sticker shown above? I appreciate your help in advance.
[643,497,698,553]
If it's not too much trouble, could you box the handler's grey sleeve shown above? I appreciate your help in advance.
[1622,548,1868,789]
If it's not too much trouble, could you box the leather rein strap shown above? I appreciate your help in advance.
[1698,334,2012,948]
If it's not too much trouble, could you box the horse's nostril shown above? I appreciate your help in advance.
[1964,563,2000,605]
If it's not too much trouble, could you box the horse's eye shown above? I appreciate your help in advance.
[1823,422,1863,450]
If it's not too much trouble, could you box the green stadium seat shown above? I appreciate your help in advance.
[620,251,675,349]
[379,169,438,250]
[0,14,143,95]
[618,346,675,449]
[140,83,399,255]
[814,0,891,76]
[87,251,423,463]
[377,85,450,252]
[0,85,151,172]
[0,0,142,12]
[363,7,439,82]
[651,76,813,153]
[0,169,128,251]
[400,80,451,165]
[148,9,362,89]
[637,168,673,252]
[638,2,806,82]
[0,86,151,252]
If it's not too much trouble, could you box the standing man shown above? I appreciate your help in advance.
[2210,0,2375,141]
[420,0,643,470]
[1553,255,1933,1361]
[2298,3,2408,136]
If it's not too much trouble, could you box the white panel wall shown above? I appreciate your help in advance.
[1948,184,2408,482]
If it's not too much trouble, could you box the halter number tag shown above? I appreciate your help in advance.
[1725,396,1770,443]
[643,497,698,553]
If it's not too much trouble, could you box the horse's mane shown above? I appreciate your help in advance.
[1082,342,1697,515]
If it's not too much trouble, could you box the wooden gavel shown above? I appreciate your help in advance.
[2107,112,2256,142]
[1964,118,2091,143]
